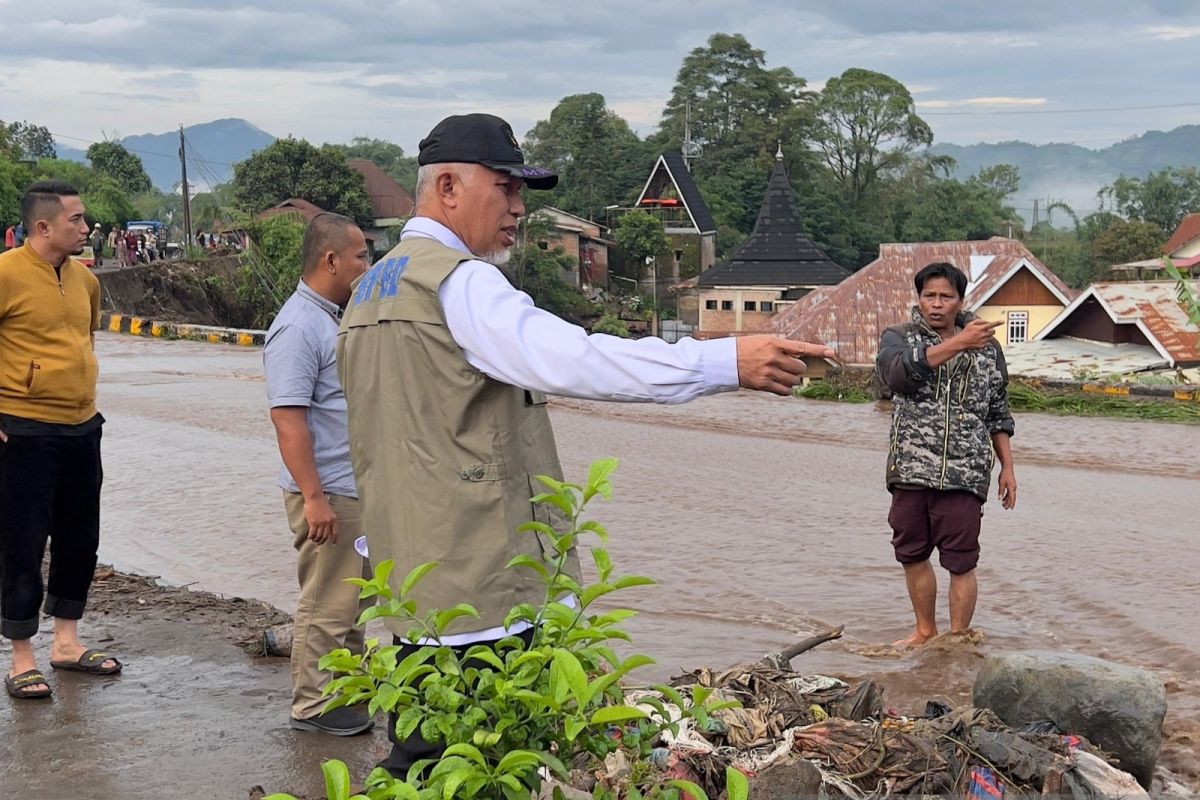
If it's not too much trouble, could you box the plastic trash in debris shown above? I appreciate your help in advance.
[355,535,369,558]
[1044,750,1152,799]
[967,767,1004,799]
[923,699,953,719]
[788,674,848,694]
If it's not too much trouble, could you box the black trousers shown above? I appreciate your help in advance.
[379,627,536,778]
[0,428,103,640]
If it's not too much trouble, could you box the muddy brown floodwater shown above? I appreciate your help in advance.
[2,333,1196,797]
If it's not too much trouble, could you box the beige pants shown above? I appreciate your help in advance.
[283,491,371,719]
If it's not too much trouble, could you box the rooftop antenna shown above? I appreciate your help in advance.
[682,99,702,171]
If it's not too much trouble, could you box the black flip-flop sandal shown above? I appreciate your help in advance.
[6,669,53,699]
[50,649,122,675]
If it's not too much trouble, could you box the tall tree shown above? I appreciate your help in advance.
[189,183,242,232]
[231,138,374,226]
[657,33,808,162]
[524,93,650,221]
[1089,219,1166,272]
[329,137,418,193]
[0,158,33,227]
[34,158,98,193]
[813,68,933,207]
[1099,167,1200,235]
[969,164,1021,200]
[82,176,138,229]
[612,210,670,277]
[2,121,56,160]
[86,141,152,194]
[653,33,814,244]
[896,179,1010,243]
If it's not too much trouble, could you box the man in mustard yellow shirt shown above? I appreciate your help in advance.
[0,181,120,700]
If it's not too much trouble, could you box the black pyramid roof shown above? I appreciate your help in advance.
[698,153,849,287]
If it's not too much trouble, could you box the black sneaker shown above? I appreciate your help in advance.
[290,706,375,736]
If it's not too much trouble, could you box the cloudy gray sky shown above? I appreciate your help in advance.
[3,0,1199,155]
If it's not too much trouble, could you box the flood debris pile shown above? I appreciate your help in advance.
[89,566,291,645]
[573,633,1157,799]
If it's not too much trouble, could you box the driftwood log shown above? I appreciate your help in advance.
[759,625,844,670]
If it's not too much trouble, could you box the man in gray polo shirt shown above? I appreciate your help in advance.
[264,213,373,736]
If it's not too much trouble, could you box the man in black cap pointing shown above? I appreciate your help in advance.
[336,113,836,775]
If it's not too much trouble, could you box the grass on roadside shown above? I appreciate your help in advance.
[796,375,1200,424]
[796,381,873,403]
[1007,381,1200,424]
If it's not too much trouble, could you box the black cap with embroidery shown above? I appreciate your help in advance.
[417,113,558,190]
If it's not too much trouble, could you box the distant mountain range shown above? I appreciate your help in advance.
[930,125,1200,224]
[56,118,275,192]
[57,118,1200,219]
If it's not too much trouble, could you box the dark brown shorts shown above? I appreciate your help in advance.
[888,488,983,575]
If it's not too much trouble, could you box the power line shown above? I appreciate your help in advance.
[185,134,284,309]
[922,101,1200,117]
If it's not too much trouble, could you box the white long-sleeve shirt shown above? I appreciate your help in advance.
[391,217,741,645]
[402,217,741,402]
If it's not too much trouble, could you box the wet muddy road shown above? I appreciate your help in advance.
[4,333,1196,796]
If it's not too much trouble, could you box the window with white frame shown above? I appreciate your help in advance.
[1007,311,1029,344]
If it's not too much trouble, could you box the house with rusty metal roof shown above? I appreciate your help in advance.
[346,159,414,224]
[681,148,849,335]
[1108,213,1200,280]
[772,238,1075,365]
[1163,212,1200,260]
[254,197,385,254]
[257,197,328,224]
[346,159,415,250]
[1019,281,1200,376]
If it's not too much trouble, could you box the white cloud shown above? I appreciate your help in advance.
[919,97,1048,109]
[1143,24,1200,41]
[1,0,1198,152]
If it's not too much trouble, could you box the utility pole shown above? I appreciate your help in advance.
[1042,196,1051,261]
[649,255,659,338]
[682,100,702,172]
[179,125,193,248]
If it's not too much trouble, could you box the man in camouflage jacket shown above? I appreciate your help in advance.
[876,262,1017,648]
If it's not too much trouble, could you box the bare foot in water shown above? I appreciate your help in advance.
[893,629,937,649]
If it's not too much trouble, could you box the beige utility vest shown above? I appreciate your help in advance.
[337,236,581,637]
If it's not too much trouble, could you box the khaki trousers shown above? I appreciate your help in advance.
[283,491,371,719]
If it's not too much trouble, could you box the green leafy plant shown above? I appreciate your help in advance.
[238,214,305,327]
[590,312,631,338]
[265,458,747,800]
[1163,257,1200,331]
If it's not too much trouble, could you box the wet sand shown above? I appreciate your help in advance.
[0,569,389,798]
[2,333,1194,797]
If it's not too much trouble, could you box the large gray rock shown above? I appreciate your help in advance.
[973,651,1166,788]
